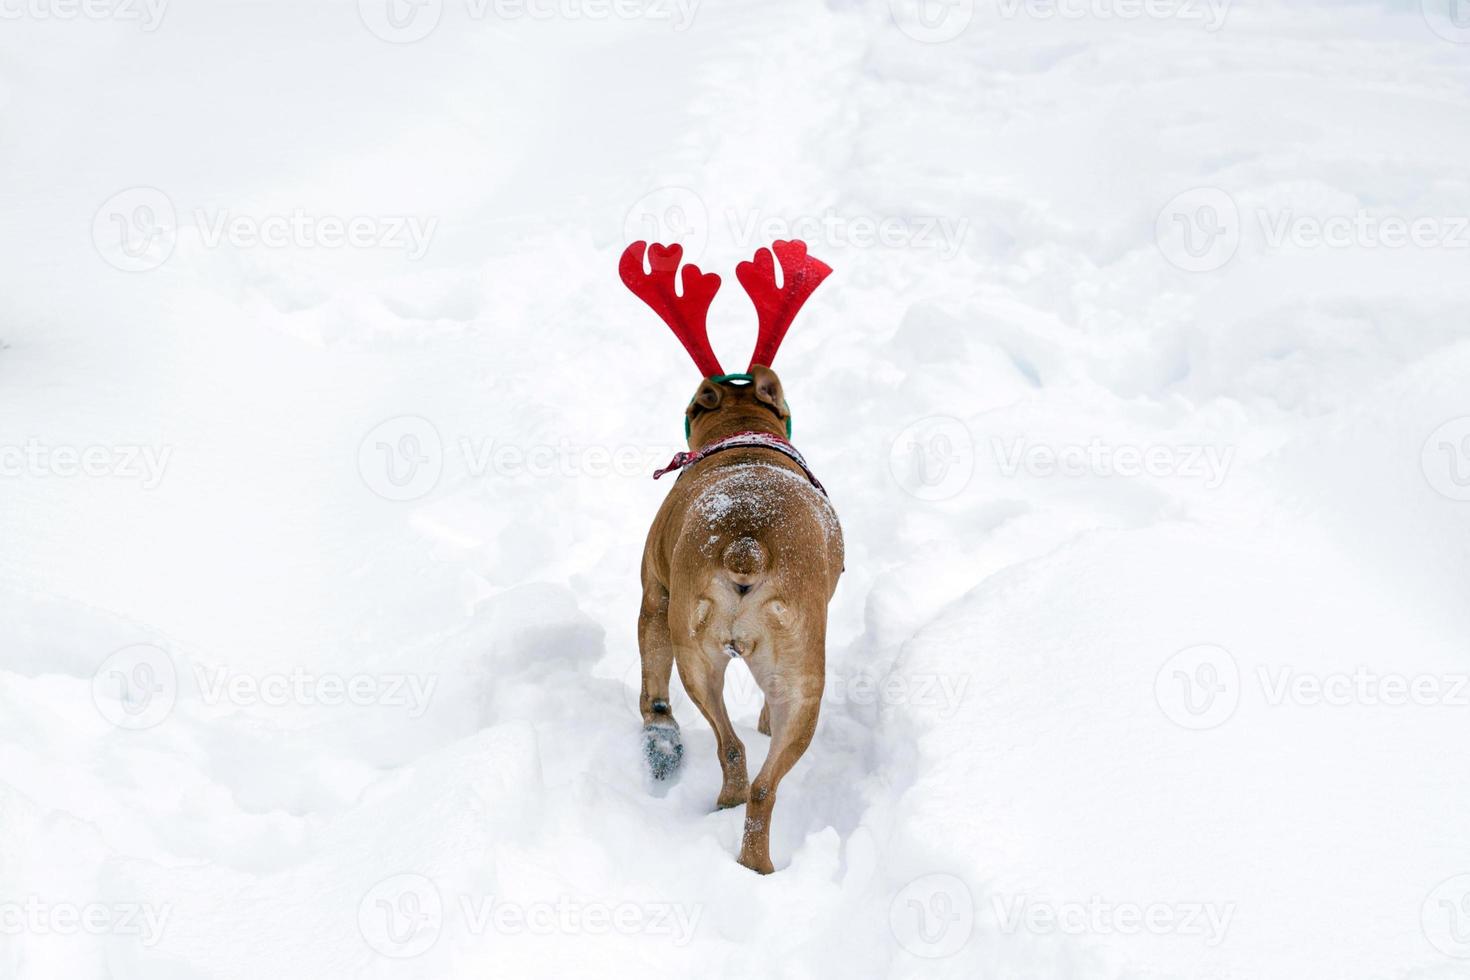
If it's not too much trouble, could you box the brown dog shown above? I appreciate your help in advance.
[620,240,843,874]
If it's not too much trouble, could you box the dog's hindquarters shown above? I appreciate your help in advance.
[639,456,843,871]
[666,544,829,874]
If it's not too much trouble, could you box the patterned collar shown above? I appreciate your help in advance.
[652,430,827,496]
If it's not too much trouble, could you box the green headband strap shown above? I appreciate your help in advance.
[685,373,793,439]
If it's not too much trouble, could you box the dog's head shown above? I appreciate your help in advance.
[684,365,789,448]
[620,239,829,448]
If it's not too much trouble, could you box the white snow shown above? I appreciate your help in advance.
[2,0,1469,978]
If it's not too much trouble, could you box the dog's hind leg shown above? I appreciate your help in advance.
[638,584,683,780]
[738,639,825,874]
[676,652,749,809]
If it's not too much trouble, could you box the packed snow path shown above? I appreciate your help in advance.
[2,1,1469,977]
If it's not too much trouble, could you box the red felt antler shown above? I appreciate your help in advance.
[619,241,724,377]
[736,239,832,370]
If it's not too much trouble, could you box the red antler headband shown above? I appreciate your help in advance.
[618,242,724,376]
[619,239,831,374]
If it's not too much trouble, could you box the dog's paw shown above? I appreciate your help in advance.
[641,723,683,780]
[716,785,749,809]
[736,851,776,875]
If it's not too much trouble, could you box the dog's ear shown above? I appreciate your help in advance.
[688,378,723,422]
[749,364,789,423]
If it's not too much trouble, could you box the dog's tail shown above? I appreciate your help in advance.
[720,536,768,590]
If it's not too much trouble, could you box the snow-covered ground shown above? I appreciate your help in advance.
[2,0,1469,976]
